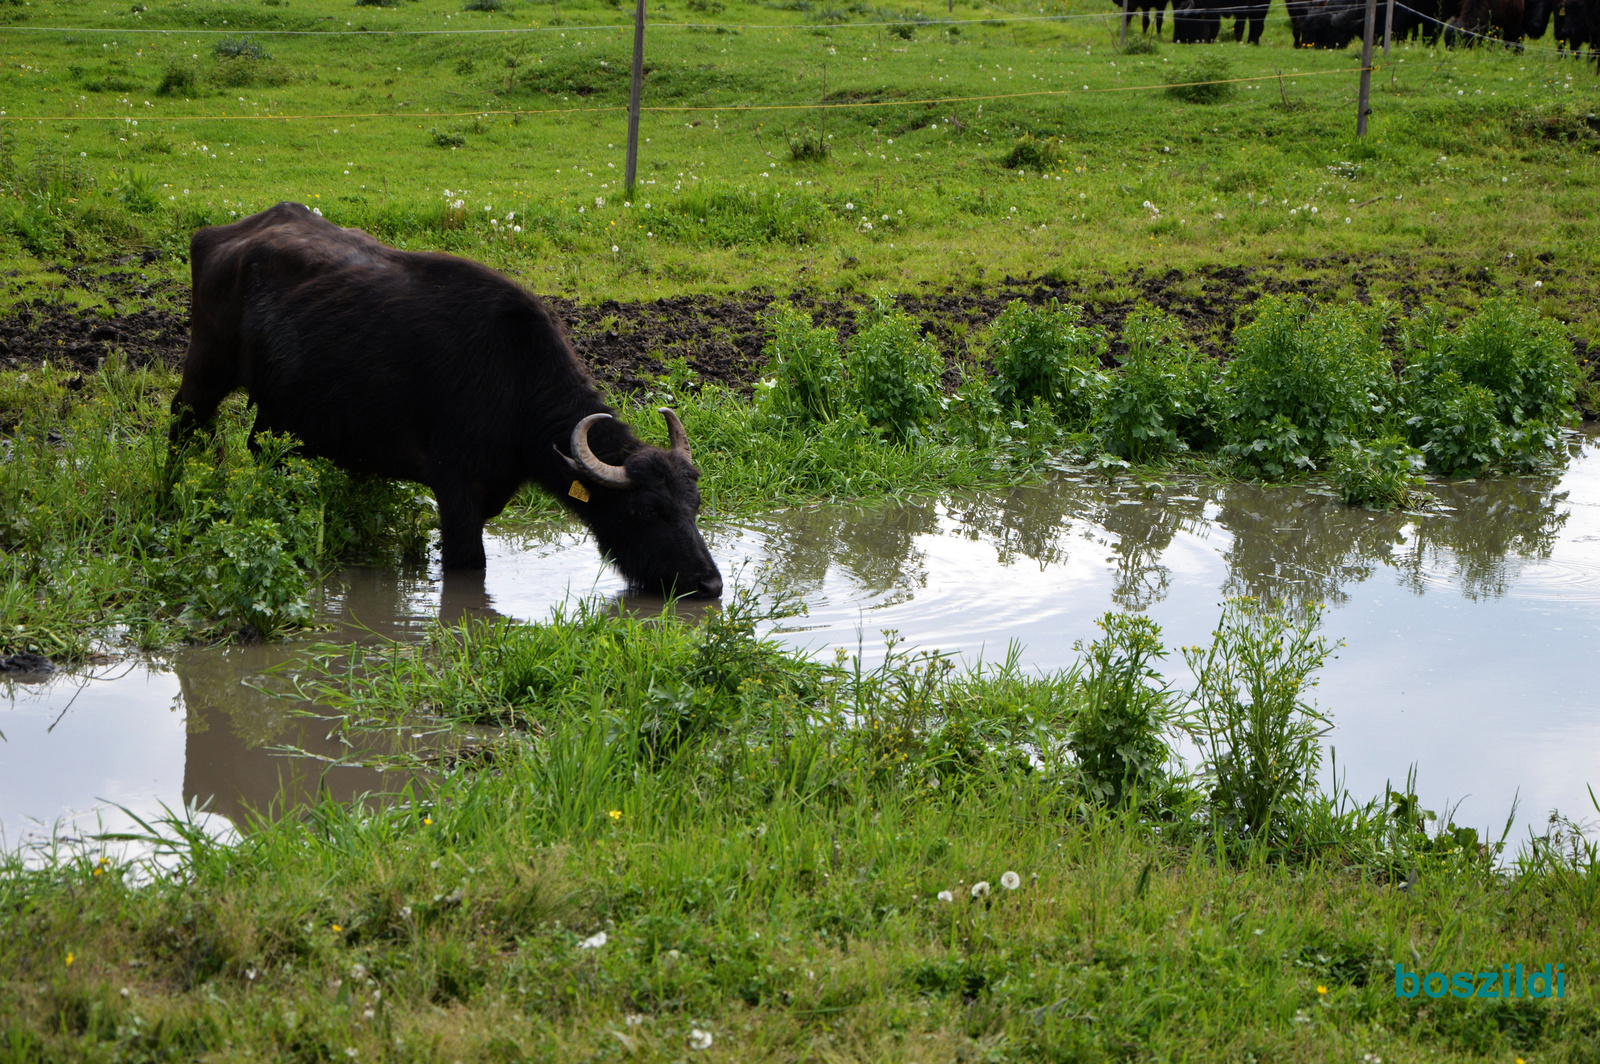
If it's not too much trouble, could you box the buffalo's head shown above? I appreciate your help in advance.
[559,409,723,599]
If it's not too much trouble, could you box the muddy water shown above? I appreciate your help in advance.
[7,440,1600,855]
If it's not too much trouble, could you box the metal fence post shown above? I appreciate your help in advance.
[1120,0,1130,47]
[1382,0,1395,55]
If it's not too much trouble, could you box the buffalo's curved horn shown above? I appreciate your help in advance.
[659,407,692,463]
[571,413,632,488]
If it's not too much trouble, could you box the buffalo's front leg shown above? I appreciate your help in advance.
[434,484,488,570]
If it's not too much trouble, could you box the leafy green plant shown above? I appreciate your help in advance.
[1404,371,1502,475]
[1221,296,1392,476]
[756,301,845,426]
[1167,54,1233,103]
[1183,598,1336,847]
[1098,303,1217,460]
[180,517,311,637]
[1327,434,1426,509]
[1067,611,1174,806]
[117,166,160,213]
[984,298,1105,421]
[1401,300,1578,475]
[213,36,269,60]
[788,135,829,161]
[156,60,197,96]
[431,128,468,148]
[1001,134,1064,172]
[846,299,943,442]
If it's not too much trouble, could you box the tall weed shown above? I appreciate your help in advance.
[1067,611,1175,806]
[1182,598,1336,849]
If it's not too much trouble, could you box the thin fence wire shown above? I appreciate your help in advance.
[0,64,1370,122]
[0,5,1321,35]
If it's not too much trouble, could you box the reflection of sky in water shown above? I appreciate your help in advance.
[6,438,1600,855]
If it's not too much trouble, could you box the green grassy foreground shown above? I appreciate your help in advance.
[0,0,1598,321]
[4,596,1599,1062]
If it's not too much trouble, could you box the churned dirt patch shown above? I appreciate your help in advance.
[1,257,1591,395]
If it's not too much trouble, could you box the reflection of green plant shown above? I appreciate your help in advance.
[984,299,1105,421]
[1068,611,1174,806]
[1328,434,1425,509]
[1183,599,1335,847]
[1099,303,1217,460]
[847,299,943,442]
[757,302,845,426]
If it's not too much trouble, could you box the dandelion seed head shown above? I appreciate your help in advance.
[1000,871,1021,891]
[971,881,991,898]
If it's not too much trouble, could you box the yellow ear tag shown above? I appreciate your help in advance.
[568,480,591,503]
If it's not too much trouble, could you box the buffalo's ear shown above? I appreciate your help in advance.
[553,443,583,476]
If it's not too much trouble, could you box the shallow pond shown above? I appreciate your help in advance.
[6,437,1600,855]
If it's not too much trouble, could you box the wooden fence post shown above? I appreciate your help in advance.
[1356,0,1376,136]
[1120,0,1129,47]
[625,0,646,198]
[1382,0,1395,55]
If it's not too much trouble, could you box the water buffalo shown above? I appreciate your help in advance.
[170,202,723,597]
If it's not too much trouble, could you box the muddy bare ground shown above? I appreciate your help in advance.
[2,257,1593,394]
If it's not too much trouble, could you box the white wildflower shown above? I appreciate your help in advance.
[937,890,954,903]
[688,1028,713,1050]
[578,931,608,950]
[971,881,991,899]
[1000,871,1021,891]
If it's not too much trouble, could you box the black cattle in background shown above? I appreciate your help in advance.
[1228,0,1272,42]
[1524,0,1555,36]
[1172,0,1223,41]
[1114,0,1174,38]
[170,202,724,596]
[1382,0,1447,42]
[1293,0,1368,46]
[1444,0,1526,43]
[1556,0,1600,61]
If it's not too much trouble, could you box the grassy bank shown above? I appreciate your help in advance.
[4,595,1598,1061]
[1,0,1599,323]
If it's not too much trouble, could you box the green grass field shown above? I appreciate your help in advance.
[1,0,1599,321]
[6,4,1600,1061]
